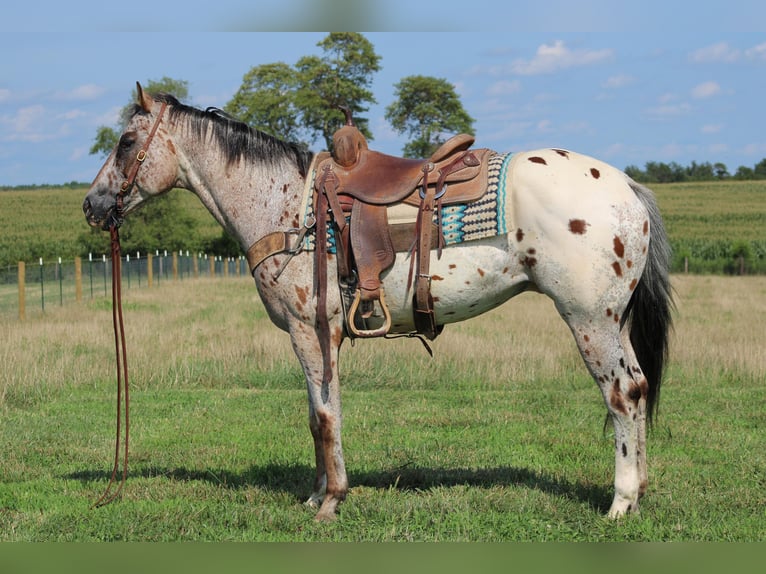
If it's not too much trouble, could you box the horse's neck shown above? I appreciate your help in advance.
[177,136,307,253]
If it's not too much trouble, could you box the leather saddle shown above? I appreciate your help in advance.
[314,112,491,341]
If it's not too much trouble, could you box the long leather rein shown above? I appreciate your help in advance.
[92,102,166,508]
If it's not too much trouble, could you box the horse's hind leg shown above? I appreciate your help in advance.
[566,315,648,517]
[621,327,649,499]
[286,316,348,521]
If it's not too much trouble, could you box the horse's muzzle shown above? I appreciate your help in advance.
[83,197,121,230]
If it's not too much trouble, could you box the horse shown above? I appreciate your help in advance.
[83,83,673,521]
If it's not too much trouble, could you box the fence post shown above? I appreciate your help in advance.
[209,255,215,277]
[18,261,26,321]
[39,258,45,312]
[172,252,179,280]
[193,254,199,278]
[75,257,82,303]
[147,253,154,287]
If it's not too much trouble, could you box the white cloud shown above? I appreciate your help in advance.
[646,102,691,118]
[701,124,724,134]
[69,146,88,161]
[745,42,766,61]
[486,80,521,96]
[691,81,721,99]
[56,84,106,101]
[690,42,740,63]
[536,119,553,133]
[0,88,10,102]
[0,105,49,142]
[58,109,86,120]
[602,74,635,89]
[507,40,613,75]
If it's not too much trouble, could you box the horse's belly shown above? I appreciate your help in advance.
[379,234,530,332]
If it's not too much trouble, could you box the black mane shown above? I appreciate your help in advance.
[133,93,313,177]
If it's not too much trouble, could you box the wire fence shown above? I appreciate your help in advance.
[1,251,249,320]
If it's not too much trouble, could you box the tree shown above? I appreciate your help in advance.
[294,33,381,150]
[713,162,729,179]
[224,62,304,144]
[89,77,189,158]
[226,33,381,152]
[385,75,475,158]
[734,165,755,180]
[624,165,645,181]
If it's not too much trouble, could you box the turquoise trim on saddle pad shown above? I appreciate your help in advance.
[440,151,511,245]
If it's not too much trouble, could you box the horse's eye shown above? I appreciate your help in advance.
[118,132,136,150]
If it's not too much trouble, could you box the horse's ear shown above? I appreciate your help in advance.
[136,82,152,113]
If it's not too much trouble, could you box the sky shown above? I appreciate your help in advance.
[1,1,766,186]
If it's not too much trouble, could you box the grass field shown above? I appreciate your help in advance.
[1,274,764,541]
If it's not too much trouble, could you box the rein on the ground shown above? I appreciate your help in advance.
[91,224,130,508]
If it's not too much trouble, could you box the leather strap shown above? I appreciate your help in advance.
[246,231,292,275]
[119,102,168,198]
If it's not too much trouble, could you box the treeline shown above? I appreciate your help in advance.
[0,182,90,192]
[626,158,766,183]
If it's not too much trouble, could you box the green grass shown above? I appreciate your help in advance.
[2,382,763,541]
[1,275,764,541]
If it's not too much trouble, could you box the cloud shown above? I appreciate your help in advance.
[506,40,613,75]
[646,101,691,118]
[691,81,721,99]
[486,80,521,96]
[0,105,50,142]
[0,88,10,102]
[745,42,766,61]
[602,74,636,89]
[701,124,724,134]
[56,84,106,101]
[690,42,740,63]
[58,109,87,120]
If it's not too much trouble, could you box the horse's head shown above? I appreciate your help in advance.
[83,83,180,229]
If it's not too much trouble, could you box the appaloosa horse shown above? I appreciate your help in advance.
[83,84,673,521]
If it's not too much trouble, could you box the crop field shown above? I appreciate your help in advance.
[1,272,764,541]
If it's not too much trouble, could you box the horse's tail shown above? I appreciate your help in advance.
[624,180,674,425]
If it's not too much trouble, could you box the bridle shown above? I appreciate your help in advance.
[92,101,166,508]
[108,101,168,229]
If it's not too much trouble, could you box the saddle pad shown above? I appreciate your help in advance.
[303,151,512,253]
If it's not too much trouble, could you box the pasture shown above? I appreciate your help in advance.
[1,273,764,541]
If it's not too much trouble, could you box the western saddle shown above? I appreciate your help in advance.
[312,110,491,341]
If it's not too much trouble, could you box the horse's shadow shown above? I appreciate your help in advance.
[67,462,612,513]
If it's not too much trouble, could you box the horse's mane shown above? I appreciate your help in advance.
[132,93,313,177]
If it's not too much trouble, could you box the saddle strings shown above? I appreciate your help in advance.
[92,224,130,508]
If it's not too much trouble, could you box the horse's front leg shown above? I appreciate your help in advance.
[287,315,348,521]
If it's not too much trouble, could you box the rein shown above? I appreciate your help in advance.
[92,102,166,508]
[92,224,129,508]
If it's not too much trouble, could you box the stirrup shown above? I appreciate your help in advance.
[347,288,392,338]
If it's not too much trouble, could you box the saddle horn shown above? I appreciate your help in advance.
[332,106,367,168]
